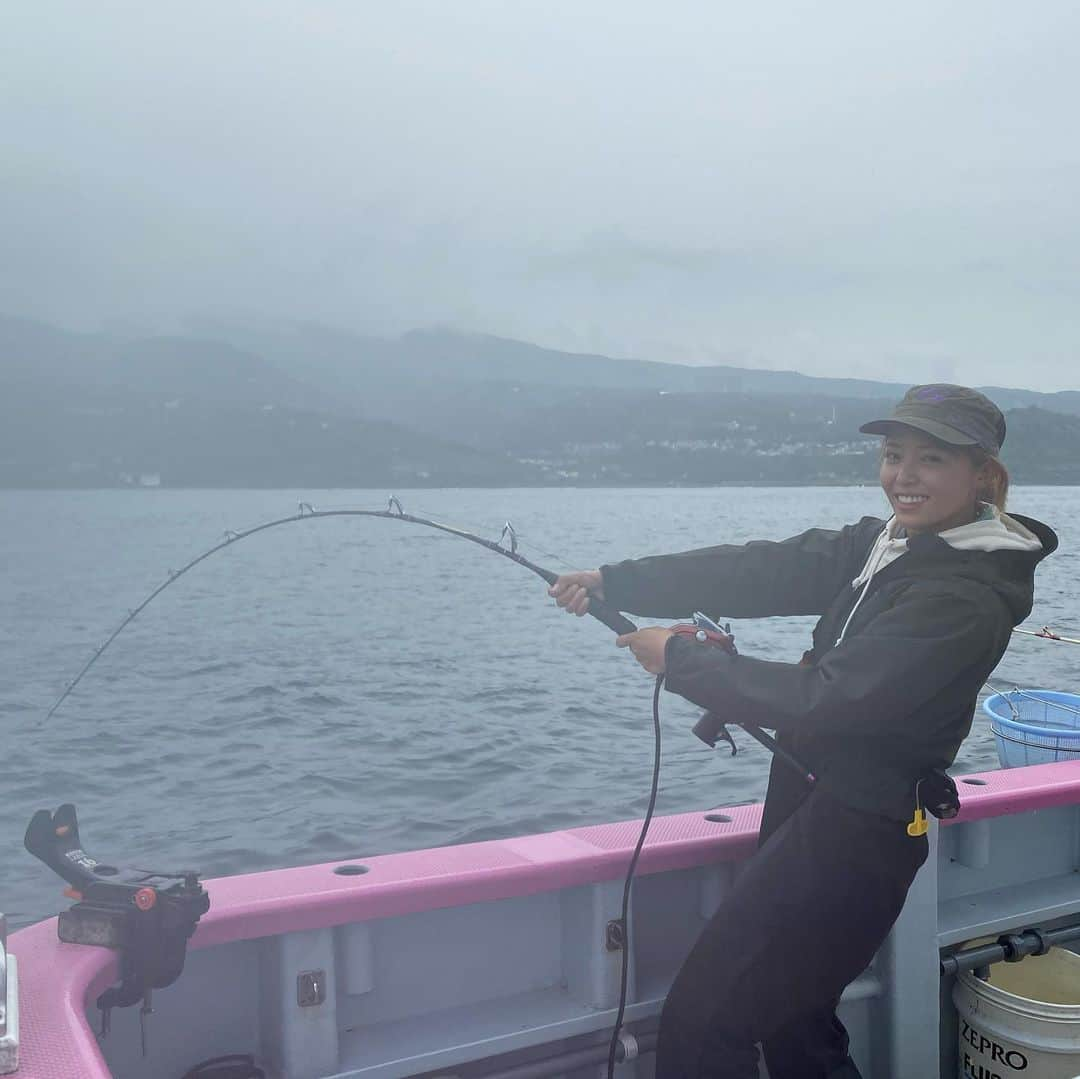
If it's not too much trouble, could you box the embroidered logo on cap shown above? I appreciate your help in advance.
[913,387,950,402]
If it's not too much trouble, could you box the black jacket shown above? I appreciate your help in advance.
[601,513,1058,822]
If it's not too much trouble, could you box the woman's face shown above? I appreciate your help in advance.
[879,429,987,535]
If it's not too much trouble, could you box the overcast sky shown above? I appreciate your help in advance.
[3,2,1079,389]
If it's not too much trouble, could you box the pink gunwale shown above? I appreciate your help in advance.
[9,760,1080,1078]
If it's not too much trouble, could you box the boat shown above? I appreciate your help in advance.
[6,756,1080,1078]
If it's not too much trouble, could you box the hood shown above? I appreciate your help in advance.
[939,507,1046,554]
[959,511,1058,623]
[852,506,1049,588]
[840,511,1057,641]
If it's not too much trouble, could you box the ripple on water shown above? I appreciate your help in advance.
[483,700,547,717]
[218,741,254,755]
[465,686,546,703]
[197,847,283,877]
[562,703,615,719]
[183,660,244,677]
[230,710,293,730]
[0,699,36,715]
[384,655,453,673]
[297,829,355,856]
[222,684,284,703]
[298,692,347,708]
[222,761,274,781]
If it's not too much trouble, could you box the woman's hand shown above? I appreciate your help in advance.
[616,627,675,675]
[548,570,604,616]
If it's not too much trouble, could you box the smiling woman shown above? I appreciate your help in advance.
[547,383,1057,1079]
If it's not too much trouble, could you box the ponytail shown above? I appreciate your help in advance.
[971,450,1010,510]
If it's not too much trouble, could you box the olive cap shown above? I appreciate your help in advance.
[860,384,1006,455]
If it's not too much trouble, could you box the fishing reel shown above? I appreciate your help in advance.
[670,615,817,785]
[669,613,741,755]
[24,804,210,1044]
[670,621,736,651]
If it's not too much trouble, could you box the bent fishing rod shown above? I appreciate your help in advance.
[43,495,797,776]
[43,498,804,798]
[44,496,639,722]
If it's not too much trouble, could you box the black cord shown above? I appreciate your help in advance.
[606,673,663,1079]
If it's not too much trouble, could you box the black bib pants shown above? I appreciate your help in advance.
[654,781,929,1079]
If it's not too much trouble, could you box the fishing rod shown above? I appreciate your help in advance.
[43,496,799,779]
[1013,626,1080,646]
[44,496,638,723]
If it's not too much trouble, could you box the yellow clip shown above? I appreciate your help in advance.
[907,808,928,838]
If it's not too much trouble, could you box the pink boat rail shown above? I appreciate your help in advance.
[10,760,1080,1078]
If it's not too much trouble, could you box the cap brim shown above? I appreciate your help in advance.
[859,417,979,446]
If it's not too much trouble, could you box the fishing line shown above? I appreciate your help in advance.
[976,621,1080,717]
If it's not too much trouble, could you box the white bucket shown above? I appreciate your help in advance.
[954,948,1080,1078]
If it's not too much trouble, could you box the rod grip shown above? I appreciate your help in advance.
[540,566,636,635]
[587,599,637,636]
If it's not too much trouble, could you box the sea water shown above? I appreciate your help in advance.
[2,486,1077,927]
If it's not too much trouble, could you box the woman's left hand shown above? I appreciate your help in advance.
[616,627,675,675]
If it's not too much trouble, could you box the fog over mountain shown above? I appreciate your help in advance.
[3,3,1080,390]
[5,315,1080,488]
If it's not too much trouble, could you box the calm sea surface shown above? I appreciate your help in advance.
[3,487,1077,927]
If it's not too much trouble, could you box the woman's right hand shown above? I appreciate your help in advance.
[548,570,604,616]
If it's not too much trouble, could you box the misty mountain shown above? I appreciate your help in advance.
[193,317,1080,414]
[996,407,1080,485]
[183,319,1080,470]
[1,315,337,414]
[3,314,1080,487]
[0,391,537,489]
[0,317,535,487]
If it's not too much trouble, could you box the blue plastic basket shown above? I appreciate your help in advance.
[983,689,1080,768]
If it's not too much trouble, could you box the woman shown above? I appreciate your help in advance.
[548,384,1056,1079]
